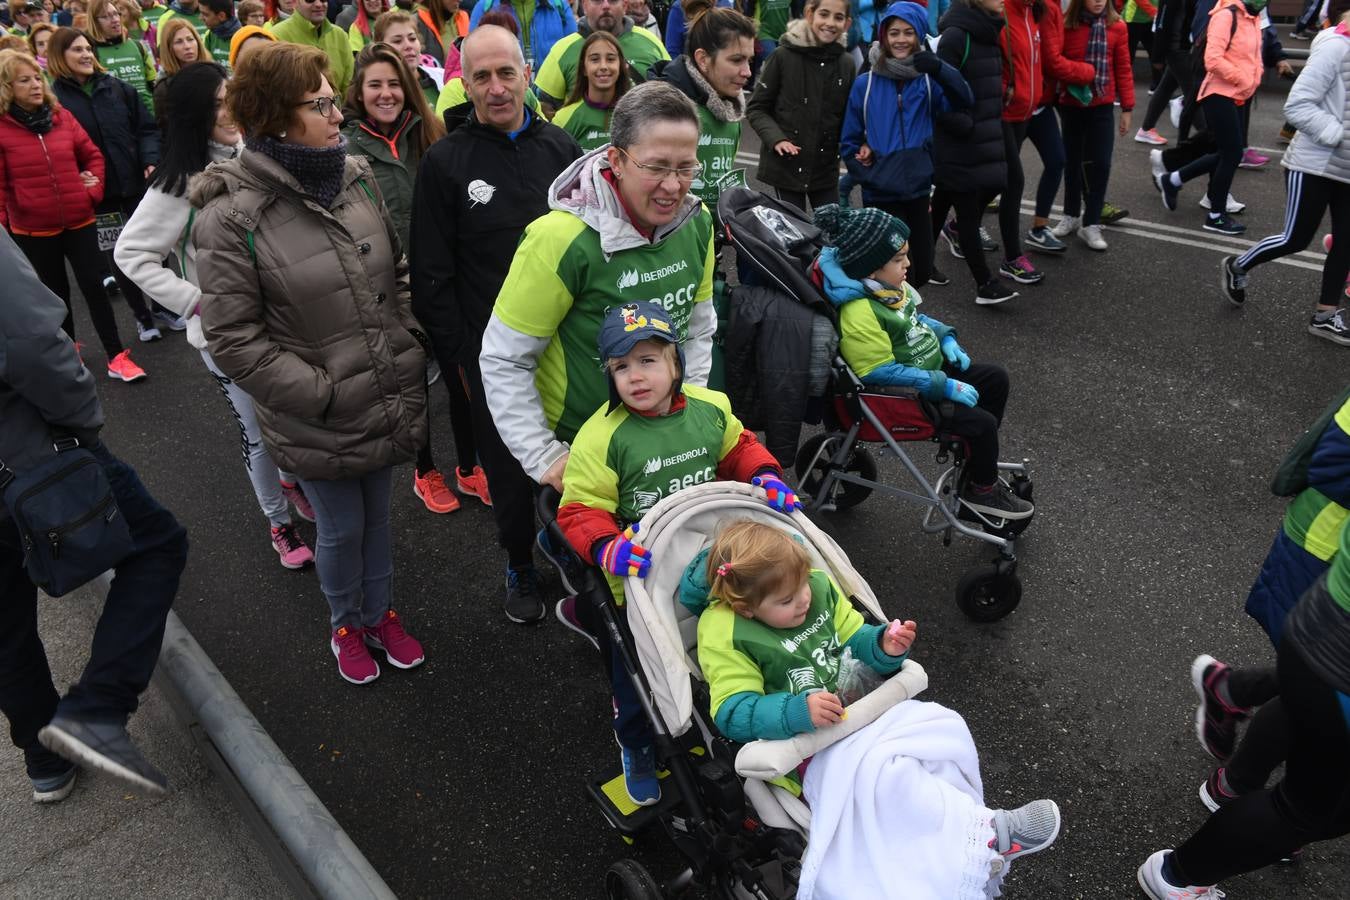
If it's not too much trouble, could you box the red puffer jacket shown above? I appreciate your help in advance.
[0,107,105,235]
[1001,0,1043,122]
[1058,16,1135,110]
[1039,0,1096,109]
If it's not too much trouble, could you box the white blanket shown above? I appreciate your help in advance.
[797,700,1007,900]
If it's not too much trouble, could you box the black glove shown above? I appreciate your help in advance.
[912,51,941,75]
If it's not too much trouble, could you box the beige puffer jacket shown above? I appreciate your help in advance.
[192,149,427,481]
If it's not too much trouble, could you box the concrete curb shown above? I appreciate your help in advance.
[94,573,398,900]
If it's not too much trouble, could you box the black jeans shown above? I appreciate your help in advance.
[942,361,1008,486]
[775,185,840,216]
[1177,94,1244,211]
[1028,108,1066,220]
[995,119,1031,260]
[877,195,935,288]
[13,226,126,359]
[1237,169,1350,309]
[931,187,999,287]
[1172,638,1350,886]
[1060,105,1116,226]
[0,443,186,780]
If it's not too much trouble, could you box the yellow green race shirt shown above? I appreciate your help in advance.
[534,25,669,104]
[690,106,744,211]
[551,99,612,151]
[494,207,716,444]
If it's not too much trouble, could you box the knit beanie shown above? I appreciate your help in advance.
[813,204,911,280]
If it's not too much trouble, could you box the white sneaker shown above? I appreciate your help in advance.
[135,319,162,342]
[1050,215,1080,239]
[1199,193,1246,214]
[1169,95,1183,129]
[1150,148,1166,180]
[1078,224,1108,251]
[1137,850,1226,899]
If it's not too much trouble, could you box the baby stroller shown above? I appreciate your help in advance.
[539,482,929,899]
[718,188,1034,623]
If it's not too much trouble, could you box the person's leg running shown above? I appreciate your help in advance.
[297,476,369,630]
[1236,170,1327,273]
[58,444,186,723]
[1142,66,1178,131]
[997,120,1030,261]
[357,466,396,628]
[62,226,126,360]
[201,350,291,527]
[1082,106,1116,226]
[1200,94,1243,211]
[1029,108,1066,225]
[1225,696,1289,794]
[952,190,994,285]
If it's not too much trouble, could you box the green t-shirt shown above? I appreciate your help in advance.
[493,207,716,444]
[756,0,792,42]
[95,40,155,112]
[838,284,943,380]
[159,6,206,36]
[204,29,232,67]
[551,100,612,152]
[534,24,669,104]
[690,105,743,211]
[270,14,354,94]
[139,3,169,25]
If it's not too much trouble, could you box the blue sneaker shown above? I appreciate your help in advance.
[1154,172,1180,212]
[620,744,661,807]
[31,764,77,804]
[536,528,579,596]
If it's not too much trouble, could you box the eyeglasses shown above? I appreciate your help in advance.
[296,95,338,117]
[616,147,703,184]
[95,11,122,20]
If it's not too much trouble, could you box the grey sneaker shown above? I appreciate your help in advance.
[977,225,998,252]
[1025,226,1067,253]
[31,765,78,804]
[1220,256,1247,306]
[991,799,1061,861]
[39,716,168,796]
[1050,215,1079,239]
[960,482,1035,520]
[504,565,547,624]
[1309,308,1350,346]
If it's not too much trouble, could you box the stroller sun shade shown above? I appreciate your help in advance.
[717,187,836,324]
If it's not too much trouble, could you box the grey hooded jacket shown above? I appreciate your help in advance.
[1283,28,1350,185]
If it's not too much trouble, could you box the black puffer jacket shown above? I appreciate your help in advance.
[932,3,1006,192]
[745,20,856,194]
[52,73,158,203]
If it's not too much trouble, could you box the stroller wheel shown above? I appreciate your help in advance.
[794,434,877,511]
[605,859,665,900]
[955,565,1022,622]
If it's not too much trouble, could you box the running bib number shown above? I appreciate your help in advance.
[95,212,124,252]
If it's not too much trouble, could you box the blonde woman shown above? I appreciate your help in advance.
[89,0,155,110]
[152,14,204,114]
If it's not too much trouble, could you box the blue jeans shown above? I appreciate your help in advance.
[0,443,187,778]
[299,467,396,630]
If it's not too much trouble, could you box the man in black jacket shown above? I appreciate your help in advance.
[410,25,582,624]
[0,230,187,802]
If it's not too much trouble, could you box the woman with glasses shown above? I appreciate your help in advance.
[194,42,429,685]
[87,0,154,111]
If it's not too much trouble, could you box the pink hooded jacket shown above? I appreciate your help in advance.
[1198,0,1264,103]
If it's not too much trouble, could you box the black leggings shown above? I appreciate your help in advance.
[876,194,935,288]
[13,225,126,359]
[775,185,840,215]
[1060,105,1116,226]
[1236,169,1350,309]
[1143,49,1206,138]
[995,119,1031,261]
[1172,638,1350,886]
[1028,107,1066,220]
[943,361,1008,486]
[1176,94,1244,213]
[931,186,999,287]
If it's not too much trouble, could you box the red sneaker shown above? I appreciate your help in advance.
[364,609,425,669]
[413,469,460,514]
[455,465,493,507]
[106,350,147,382]
[331,625,379,684]
[270,524,314,569]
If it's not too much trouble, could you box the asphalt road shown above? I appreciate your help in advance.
[73,61,1348,899]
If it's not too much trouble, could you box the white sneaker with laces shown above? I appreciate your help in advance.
[1078,224,1108,251]
[1169,96,1183,129]
[1199,193,1246,214]
[1150,148,1166,180]
[1050,215,1080,239]
[1137,850,1226,899]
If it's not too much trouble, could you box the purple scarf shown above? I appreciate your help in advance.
[1081,10,1109,98]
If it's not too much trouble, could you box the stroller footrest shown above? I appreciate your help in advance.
[587,766,682,836]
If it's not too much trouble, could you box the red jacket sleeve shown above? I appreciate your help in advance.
[1111,22,1135,110]
[715,430,783,483]
[1043,9,1096,86]
[557,502,622,563]
[68,116,105,206]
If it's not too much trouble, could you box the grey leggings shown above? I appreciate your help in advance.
[298,466,395,630]
[201,349,294,528]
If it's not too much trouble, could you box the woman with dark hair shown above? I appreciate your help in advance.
[0,46,146,381]
[194,41,428,685]
[650,0,756,211]
[47,27,169,337]
[114,61,317,569]
[551,30,633,151]
[343,41,470,515]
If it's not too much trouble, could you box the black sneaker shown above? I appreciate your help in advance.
[536,527,580,596]
[1204,213,1246,236]
[1220,256,1247,306]
[1309,308,1350,346]
[977,226,998,252]
[1154,172,1180,211]
[102,275,121,296]
[942,222,965,259]
[1190,654,1248,762]
[504,565,547,623]
[39,715,168,796]
[927,267,951,286]
[959,483,1034,519]
[975,280,1018,306]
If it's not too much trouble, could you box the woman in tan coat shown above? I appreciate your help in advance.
[195,42,428,686]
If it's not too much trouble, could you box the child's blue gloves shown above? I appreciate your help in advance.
[940,335,970,371]
[943,379,980,408]
[596,524,651,578]
[752,474,802,513]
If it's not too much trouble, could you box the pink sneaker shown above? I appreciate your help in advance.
[364,609,425,669]
[270,524,313,569]
[279,480,316,522]
[106,350,147,382]
[331,626,379,684]
[1239,149,1269,169]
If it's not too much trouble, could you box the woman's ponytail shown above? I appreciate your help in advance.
[684,0,757,61]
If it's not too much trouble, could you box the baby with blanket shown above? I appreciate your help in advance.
[680,519,1062,899]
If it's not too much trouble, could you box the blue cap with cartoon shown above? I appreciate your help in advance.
[597,301,679,362]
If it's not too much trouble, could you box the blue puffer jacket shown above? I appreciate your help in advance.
[839,1,973,203]
[468,0,577,72]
